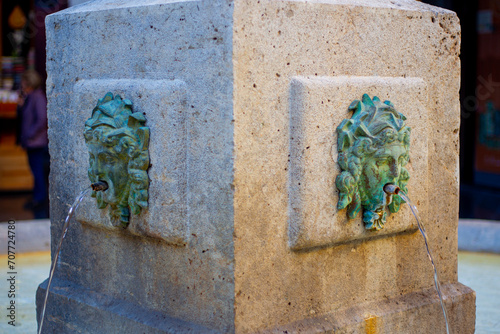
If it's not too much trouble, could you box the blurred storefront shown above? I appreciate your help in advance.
[424,0,500,220]
[475,1,500,187]
[0,1,66,192]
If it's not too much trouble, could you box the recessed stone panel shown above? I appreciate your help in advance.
[288,76,429,250]
[73,79,188,245]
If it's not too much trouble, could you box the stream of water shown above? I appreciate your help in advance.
[398,190,451,334]
[37,188,91,334]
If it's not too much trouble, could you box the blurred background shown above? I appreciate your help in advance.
[0,0,499,333]
[0,0,69,221]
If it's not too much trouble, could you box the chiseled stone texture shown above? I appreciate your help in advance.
[261,282,475,334]
[232,0,472,333]
[43,0,235,332]
[40,0,475,333]
[288,76,428,250]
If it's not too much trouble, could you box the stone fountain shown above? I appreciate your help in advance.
[37,0,475,333]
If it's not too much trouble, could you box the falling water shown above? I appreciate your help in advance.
[38,188,91,334]
[398,190,451,334]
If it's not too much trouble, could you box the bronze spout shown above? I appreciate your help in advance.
[91,181,108,192]
[383,183,400,195]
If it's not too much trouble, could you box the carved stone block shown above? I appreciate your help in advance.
[288,76,429,250]
[74,79,188,245]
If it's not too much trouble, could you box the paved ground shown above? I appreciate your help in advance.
[458,251,500,334]
[0,251,50,334]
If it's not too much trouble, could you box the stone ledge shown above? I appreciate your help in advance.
[36,278,219,334]
[261,282,475,334]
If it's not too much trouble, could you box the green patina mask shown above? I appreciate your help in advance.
[336,94,410,230]
[84,92,150,228]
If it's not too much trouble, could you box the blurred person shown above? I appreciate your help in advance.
[17,69,49,213]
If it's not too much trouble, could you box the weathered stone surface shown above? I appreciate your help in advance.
[39,0,474,333]
[232,0,468,333]
[42,0,235,332]
[261,282,475,334]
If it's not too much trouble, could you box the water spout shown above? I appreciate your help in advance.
[383,183,400,195]
[91,181,108,192]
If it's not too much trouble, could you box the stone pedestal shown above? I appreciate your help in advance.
[38,0,475,333]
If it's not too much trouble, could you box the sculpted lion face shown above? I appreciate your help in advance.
[84,93,150,228]
[336,94,410,230]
